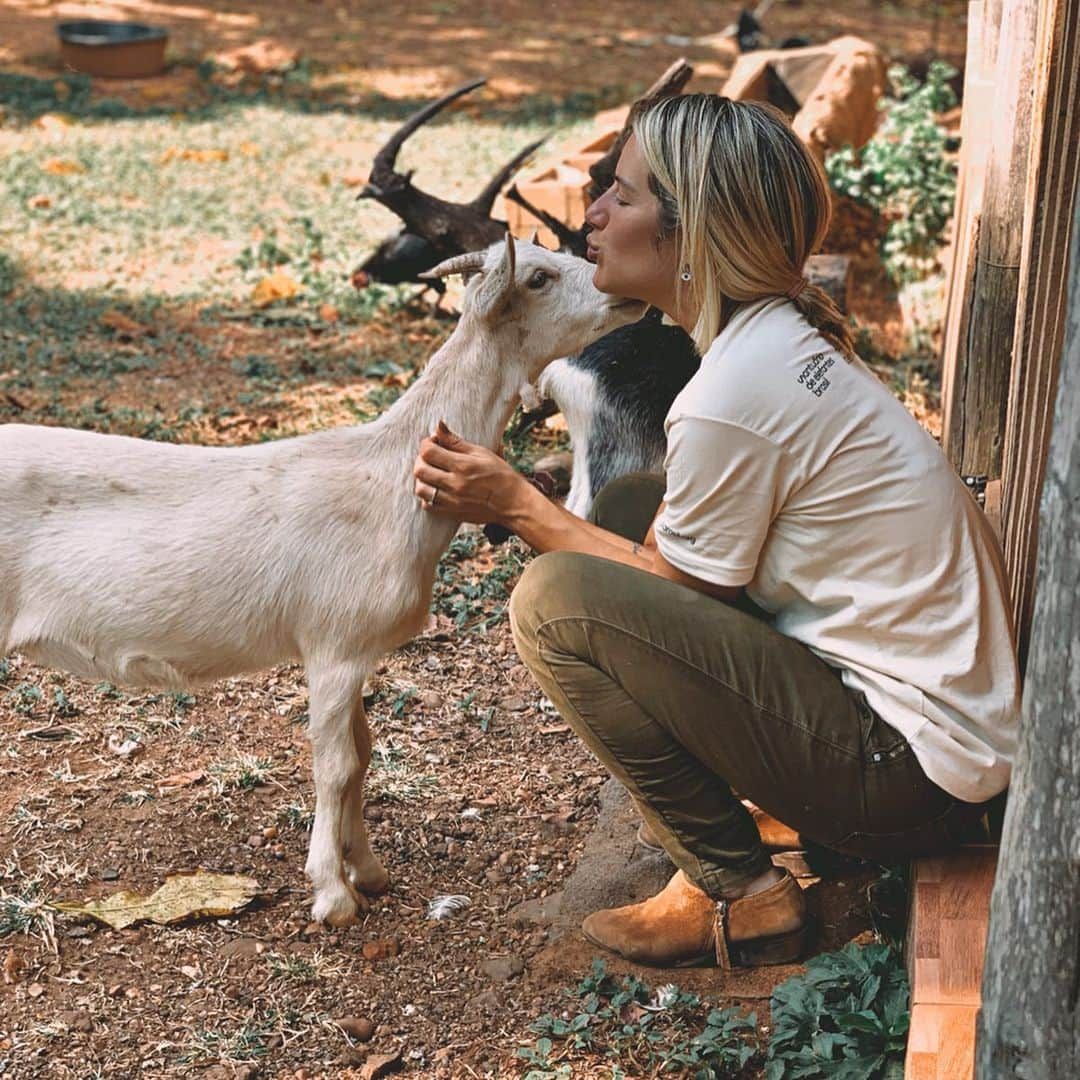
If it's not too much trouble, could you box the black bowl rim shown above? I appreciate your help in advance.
[57,21,169,46]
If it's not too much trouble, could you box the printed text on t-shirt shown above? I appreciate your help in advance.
[797,352,835,397]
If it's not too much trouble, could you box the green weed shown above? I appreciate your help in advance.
[766,942,910,1079]
[827,62,958,285]
[518,960,760,1078]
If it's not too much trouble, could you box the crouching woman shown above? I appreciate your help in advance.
[412,94,1020,968]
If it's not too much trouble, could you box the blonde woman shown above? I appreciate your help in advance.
[412,95,1019,968]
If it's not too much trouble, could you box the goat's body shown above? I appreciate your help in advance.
[0,422,452,688]
[538,309,700,517]
[1,237,644,926]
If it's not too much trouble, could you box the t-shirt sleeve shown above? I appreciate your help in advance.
[656,415,801,587]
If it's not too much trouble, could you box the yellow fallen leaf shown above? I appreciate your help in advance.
[238,141,261,157]
[41,158,85,175]
[159,147,230,165]
[252,271,302,307]
[54,872,260,930]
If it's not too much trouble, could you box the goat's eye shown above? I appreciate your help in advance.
[527,270,549,290]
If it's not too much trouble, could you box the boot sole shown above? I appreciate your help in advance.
[581,923,809,969]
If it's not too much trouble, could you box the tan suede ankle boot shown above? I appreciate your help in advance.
[581,869,807,968]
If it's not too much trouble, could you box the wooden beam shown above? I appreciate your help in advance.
[941,0,1039,483]
[999,0,1080,670]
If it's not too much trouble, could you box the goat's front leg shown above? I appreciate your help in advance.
[304,661,367,926]
[342,695,389,896]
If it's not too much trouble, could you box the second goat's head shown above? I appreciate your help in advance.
[423,233,646,381]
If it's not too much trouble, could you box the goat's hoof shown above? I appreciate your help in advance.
[311,889,361,927]
[347,861,390,896]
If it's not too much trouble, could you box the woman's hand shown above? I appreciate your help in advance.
[413,420,527,525]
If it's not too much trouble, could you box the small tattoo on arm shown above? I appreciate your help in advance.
[632,542,644,557]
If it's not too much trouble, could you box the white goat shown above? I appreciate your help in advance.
[0,236,644,926]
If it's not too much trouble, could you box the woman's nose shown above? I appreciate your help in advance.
[585,189,610,228]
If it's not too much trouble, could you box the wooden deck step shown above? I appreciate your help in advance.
[904,845,998,1079]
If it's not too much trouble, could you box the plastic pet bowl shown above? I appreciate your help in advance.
[57,20,168,79]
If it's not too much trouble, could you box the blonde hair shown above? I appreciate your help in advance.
[632,94,855,359]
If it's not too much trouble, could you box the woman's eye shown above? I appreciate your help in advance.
[528,270,549,289]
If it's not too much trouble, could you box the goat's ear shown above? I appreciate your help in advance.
[471,235,519,319]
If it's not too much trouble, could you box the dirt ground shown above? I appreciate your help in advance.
[1,1,955,1077]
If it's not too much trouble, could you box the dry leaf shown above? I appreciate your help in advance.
[238,141,261,157]
[156,768,205,791]
[54,872,260,930]
[317,303,339,323]
[26,194,51,210]
[41,158,85,175]
[159,147,230,165]
[100,309,150,337]
[2,949,23,985]
[538,723,571,735]
[252,271,302,307]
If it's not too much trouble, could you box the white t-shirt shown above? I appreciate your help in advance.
[655,298,1019,804]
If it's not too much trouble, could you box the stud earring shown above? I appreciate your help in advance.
[680,265,692,282]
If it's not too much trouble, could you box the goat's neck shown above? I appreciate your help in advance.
[388,312,524,450]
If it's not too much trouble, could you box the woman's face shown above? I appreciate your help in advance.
[584,134,681,316]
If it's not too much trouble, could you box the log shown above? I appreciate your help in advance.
[999,0,1080,670]
[975,164,1080,1077]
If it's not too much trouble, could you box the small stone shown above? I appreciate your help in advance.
[496,850,513,867]
[262,825,279,840]
[100,867,119,881]
[57,1009,93,1033]
[418,689,442,710]
[337,1015,375,1042]
[500,695,527,712]
[302,921,321,938]
[359,1050,403,1080]
[27,982,45,998]
[480,954,525,982]
[361,937,400,962]
[220,937,262,959]
[246,833,265,848]
[467,989,501,1011]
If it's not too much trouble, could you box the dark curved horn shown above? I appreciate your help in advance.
[368,79,487,187]
[470,135,548,214]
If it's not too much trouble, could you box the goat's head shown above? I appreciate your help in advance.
[423,233,646,381]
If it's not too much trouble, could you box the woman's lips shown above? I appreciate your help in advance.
[586,244,599,263]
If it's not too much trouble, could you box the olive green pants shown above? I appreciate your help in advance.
[509,474,984,897]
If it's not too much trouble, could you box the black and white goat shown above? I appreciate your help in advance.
[531,308,700,518]
[0,237,644,926]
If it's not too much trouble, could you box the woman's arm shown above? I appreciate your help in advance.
[413,423,740,602]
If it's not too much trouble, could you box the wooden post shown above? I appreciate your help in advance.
[974,158,1080,1080]
[941,0,1039,487]
[999,0,1080,670]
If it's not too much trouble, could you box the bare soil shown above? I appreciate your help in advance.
[1,1,954,1076]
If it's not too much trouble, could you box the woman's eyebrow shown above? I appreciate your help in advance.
[613,173,637,193]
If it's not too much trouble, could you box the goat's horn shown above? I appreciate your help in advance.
[370,78,486,178]
[469,134,548,214]
[419,251,486,280]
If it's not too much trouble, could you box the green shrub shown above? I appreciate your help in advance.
[826,62,958,285]
[766,942,909,1079]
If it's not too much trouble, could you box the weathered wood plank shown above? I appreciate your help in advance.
[942,0,1039,482]
[999,0,1080,669]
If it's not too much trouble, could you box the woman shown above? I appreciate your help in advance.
[412,95,1020,968]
